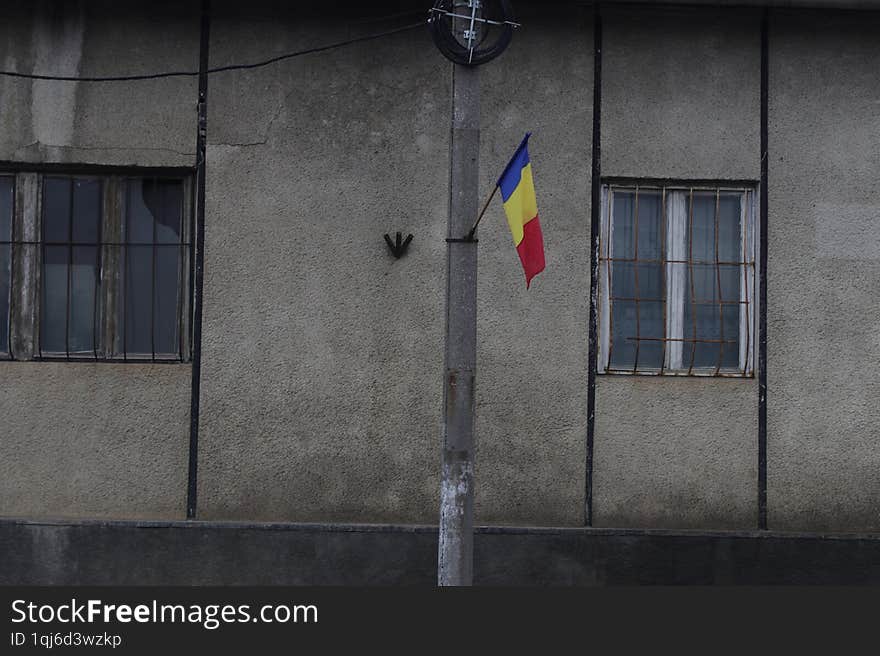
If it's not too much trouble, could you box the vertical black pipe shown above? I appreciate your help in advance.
[585,2,602,527]
[150,179,157,361]
[187,0,210,520]
[65,180,73,359]
[758,7,769,531]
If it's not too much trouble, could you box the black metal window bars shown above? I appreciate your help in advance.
[599,183,757,377]
[119,177,191,362]
[1,172,191,363]
[0,176,12,358]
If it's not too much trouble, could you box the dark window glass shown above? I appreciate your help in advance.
[684,192,741,370]
[40,178,102,355]
[0,177,12,354]
[41,245,68,352]
[122,179,183,357]
[609,189,664,370]
[43,178,70,243]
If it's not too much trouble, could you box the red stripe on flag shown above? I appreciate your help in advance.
[515,215,545,288]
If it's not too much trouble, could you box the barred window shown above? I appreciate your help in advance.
[40,177,103,356]
[598,183,757,376]
[0,176,12,357]
[121,179,186,358]
[2,170,191,362]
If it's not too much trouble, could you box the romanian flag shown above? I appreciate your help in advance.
[498,133,545,288]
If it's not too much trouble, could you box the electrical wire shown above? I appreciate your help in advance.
[0,20,426,83]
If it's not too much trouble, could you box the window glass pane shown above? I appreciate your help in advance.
[72,179,101,244]
[684,303,729,369]
[0,245,9,353]
[612,262,663,300]
[0,178,11,354]
[636,191,662,260]
[127,179,183,245]
[688,192,715,263]
[684,262,741,370]
[127,180,155,244]
[719,264,740,302]
[41,245,68,352]
[68,246,98,353]
[124,245,153,354]
[638,300,665,369]
[0,177,12,240]
[690,264,717,303]
[722,307,740,369]
[718,193,742,262]
[611,191,635,259]
[610,300,637,368]
[611,261,636,298]
[156,180,183,244]
[638,263,663,300]
[154,245,180,355]
[43,178,71,243]
[685,264,742,303]
[122,179,184,357]
[610,299,665,370]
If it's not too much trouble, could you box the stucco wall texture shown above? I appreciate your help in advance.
[0,0,197,166]
[0,1,877,532]
[0,363,191,518]
[594,7,760,529]
[197,4,593,525]
[0,1,197,518]
[768,10,880,531]
[197,7,450,523]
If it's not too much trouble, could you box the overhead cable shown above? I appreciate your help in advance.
[0,21,425,83]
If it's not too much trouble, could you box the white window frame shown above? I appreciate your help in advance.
[598,183,758,377]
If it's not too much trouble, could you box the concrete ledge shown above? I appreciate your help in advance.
[2,518,879,585]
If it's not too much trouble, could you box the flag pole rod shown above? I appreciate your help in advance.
[464,184,498,241]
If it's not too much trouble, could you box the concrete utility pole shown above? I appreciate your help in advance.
[431,0,517,587]
[438,63,480,586]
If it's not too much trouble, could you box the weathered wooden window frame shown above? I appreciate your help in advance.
[3,170,192,363]
[598,182,758,378]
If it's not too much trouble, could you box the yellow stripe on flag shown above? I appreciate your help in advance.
[501,163,538,247]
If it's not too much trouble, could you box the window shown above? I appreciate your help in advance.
[598,183,756,376]
[0,176,12,357]
[3,171,191,362]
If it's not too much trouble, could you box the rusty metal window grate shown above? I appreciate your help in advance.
[1,170,192,363]
[598,183,757,377]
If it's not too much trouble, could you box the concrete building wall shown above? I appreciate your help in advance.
[474,7,592,526]
[197,5,449,523]
[594,6,761,529]
[0,1,877,532]
[0,0,197,518]
[768,10,880,531]
[0,364,191,518]
[0,0,197,166]
[198,3,593,526]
